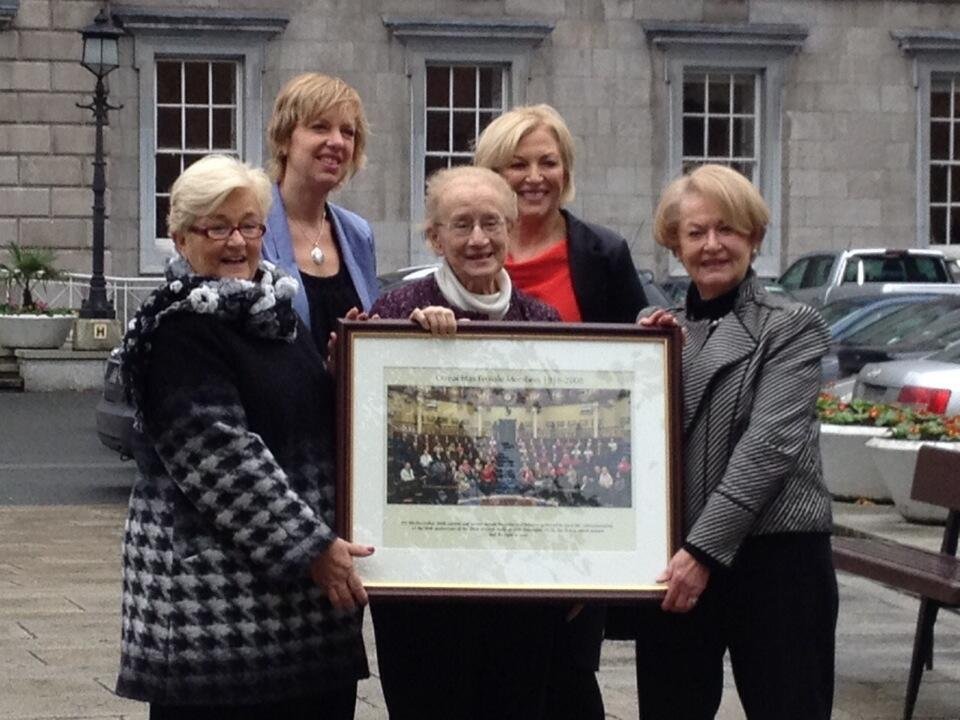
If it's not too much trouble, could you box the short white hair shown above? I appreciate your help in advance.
[167,155,273,237]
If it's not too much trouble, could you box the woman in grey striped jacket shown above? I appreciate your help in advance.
[634,164,837,719]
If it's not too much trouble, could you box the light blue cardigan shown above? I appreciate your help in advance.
[262,184,379,325]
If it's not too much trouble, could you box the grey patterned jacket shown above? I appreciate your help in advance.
[675,274,833,567]
[115,262,367,705]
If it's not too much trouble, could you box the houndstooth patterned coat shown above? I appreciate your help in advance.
[115,264,367,705]
[675,273,833,568]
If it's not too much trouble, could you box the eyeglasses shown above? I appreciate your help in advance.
[442,216,507,238]
[189,223,266,241]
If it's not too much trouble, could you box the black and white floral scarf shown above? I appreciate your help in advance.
[120,255,300,429]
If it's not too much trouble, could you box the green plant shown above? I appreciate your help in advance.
[818,393,960,442]
[816,394,908,427]
[0,243,65,313]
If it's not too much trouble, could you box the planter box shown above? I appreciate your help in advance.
[0,315,73,350]
[819,424,890,501]
[864,437,956,524]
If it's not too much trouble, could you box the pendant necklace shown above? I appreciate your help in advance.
[296,207,327,266]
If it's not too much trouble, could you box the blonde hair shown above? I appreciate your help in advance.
[473,104,576,204]
[167,155,272,237]
[424,166,518,247]
[653,164,770,252]
[266,72,369,183]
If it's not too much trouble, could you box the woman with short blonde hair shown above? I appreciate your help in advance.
[262,72,378,359]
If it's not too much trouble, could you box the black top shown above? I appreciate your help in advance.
[685,274,748,321]
[301,261,362,358]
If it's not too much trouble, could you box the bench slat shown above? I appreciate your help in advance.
[832,536,960,605]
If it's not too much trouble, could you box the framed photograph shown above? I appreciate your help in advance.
[336,320,682,600]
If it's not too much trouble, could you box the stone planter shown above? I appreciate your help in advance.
[0,314,73,350]
[819,424,890,501]
[864,437,957,523]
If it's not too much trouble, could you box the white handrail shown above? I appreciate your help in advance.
[11,273,163,328]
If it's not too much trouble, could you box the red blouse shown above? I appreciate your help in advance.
[505,240,582,322]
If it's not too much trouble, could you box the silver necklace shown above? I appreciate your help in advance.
[294,208,327,266]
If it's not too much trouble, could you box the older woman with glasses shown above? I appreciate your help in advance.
[115,155,372,720]
[369,165,570,720]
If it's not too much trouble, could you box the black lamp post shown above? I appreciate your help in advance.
[77,6,123,319]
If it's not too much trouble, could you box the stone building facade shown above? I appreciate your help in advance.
[2,0,960,281]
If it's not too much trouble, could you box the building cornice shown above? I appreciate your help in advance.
[641,20,808,53]
[892,28,960,55]
[113,5,288,36]
[382,15,554,45]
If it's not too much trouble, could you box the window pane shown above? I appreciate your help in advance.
[931,122,950,160]
[708,77,729,113]
[730,161,756,183]
[426,66,449,107]
[683,76,705,113]
[452,111,475,152]
[953,207,960,244]
[184,108,209,149]
[931,85,951,118]
[212,109,236,150]
[449,155,471,169]
[211,63,235,104]
[156,107,181,148]
[156,62,181,103]
[952,166,960,203]
[683,116,704,156]
[733,117,754,157]
[931,207,947,244]
[426,111,448,151]
[478,111,498,135]
[732,75,754,114]
[452,66,475,107]
[184,62,208,103]
[478,67,502,108]
[954,122,960,158]
[183,153,204,169]
[425,155,448,180]
[707,117,730,157]
[155,153,181,194]
[156,196,170,238]
[931,164,948,202]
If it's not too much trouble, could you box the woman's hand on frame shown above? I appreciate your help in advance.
[327,306,379,375]
[410,306,458,335]
[638,308,679,328]
[657,548,710,614]
[310,538,375,611]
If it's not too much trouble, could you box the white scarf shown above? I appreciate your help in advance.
[434,258,512,319]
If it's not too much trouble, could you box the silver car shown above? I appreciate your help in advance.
[852,341,960,415]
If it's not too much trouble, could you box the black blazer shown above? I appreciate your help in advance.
[564,209,647,323]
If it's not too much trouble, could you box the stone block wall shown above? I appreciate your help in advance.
[2,0,960,280]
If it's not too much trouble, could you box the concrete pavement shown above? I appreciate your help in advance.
[0,501,957,719]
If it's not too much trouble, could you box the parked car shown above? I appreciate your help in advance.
[659,275,792,305]
[852,340,960,415]
[778,248,958,308]
[820,294,942,342]
[95,347,135,458]
[835,295,960,378]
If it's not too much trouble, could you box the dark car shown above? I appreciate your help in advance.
[95,347,135,458]
[835,295,960,378]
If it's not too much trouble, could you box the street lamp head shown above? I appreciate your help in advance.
[80,6,123,79]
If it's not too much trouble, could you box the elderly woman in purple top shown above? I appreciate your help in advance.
[370,165,574,720]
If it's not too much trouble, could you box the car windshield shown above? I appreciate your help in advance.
[841,254,950,283]
[927,340,960,363]
[843,297,960,348]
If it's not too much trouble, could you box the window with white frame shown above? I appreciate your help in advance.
[116,8,286,273]
[681,72,760,182]
[424,64,507,180]
[892,30,960,248]
[383,16,553,264]
[642,21,807,278]
[154,59,241,239]
[929,74,960,245]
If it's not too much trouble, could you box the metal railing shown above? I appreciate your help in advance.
[12,273,163,329]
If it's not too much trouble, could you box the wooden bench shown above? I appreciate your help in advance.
[832,444,960,720]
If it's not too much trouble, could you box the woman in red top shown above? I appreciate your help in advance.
[474,104,647,325]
